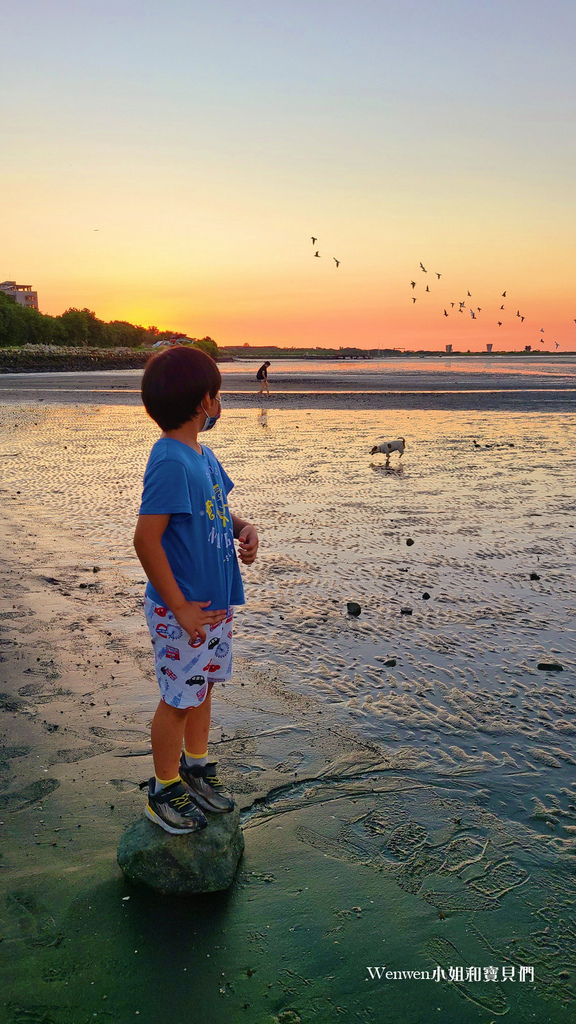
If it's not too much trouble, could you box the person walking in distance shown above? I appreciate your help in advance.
[256,361,271,397]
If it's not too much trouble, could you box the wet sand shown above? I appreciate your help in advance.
[0,395,575,1023]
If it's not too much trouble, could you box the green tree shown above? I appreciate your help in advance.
[193,336,218,359]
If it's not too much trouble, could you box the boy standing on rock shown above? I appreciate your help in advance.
[133,346,259,834]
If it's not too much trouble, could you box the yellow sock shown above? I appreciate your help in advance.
[154,775,180,793]
[184,749,208,767]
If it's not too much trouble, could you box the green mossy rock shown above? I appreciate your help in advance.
[117,805,244,894]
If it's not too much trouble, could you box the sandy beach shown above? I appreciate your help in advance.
[1,369,575,1023]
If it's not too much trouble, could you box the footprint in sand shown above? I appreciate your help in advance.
[0,778,60,811]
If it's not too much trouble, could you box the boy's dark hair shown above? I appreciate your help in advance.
[141,346,221,431]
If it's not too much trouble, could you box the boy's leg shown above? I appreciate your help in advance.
[183,684,212,760]
[150,698,189,781]
[180,683,234,813]
[146,698,208,834]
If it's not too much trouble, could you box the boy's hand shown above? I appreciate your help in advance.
[174,601,227,643]
[238,523,259,565]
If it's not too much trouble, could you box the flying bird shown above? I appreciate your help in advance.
[314,251,321,257]
[502,291,507,297]
[477,307,482,312]
[470,309,476,319]
[411,281,416,289]
[540,328,545,333]
[419,262,427,272]
[555,341,560,349]
[450,302,455,307]
[443,309,448,316]
[497,321,502,326]
[311,237,317,245]
[520,316,525,322]
[333,258,340,267]
[436,273,442,279]
[425,285,430,292]
[516,311,521,317]
[500,305,505,310]
[467,291,472,297]
[412,297,417,303]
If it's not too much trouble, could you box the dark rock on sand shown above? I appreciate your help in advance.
[422,592,431,600]
[347,602,362,617]
[537,662,563,672]
[383,658,397,667]
[401,607,413,616]
[406,538,414,546]
[530,572,541,581]
[117,805,244,894]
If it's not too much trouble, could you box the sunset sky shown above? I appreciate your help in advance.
[2,1,575,350]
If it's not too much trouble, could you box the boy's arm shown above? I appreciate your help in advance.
[231,513,259,565]
[133,514,226,640]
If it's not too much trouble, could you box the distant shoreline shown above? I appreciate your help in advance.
[1,345,574,375]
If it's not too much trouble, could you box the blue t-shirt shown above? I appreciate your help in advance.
[139,437,245,611]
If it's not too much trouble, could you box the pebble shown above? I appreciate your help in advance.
[422,592,431,600]
[530,572,541,581]
[346,602,361,617]
[406,538,414,546]
[400,607,413,616]
[537,662,563,672]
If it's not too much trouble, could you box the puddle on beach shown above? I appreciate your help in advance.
[0,403,574,1023]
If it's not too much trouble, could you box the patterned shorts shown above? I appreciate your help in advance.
[144,596,234,709]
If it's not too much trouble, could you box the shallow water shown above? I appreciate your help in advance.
[1,402,575,1022]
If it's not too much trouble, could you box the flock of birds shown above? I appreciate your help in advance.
[410,261,565,348]
[310,236,340,267]
[308,238,569,348]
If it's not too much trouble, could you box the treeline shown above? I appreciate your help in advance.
[0,293,217,353]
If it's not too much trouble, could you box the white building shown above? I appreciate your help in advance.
[0,281,39,310]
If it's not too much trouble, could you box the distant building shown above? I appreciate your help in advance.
[0,281,38,310]
[486,343,493,353]
[445,344,452,354]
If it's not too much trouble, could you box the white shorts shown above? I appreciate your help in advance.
[144,596,234,709]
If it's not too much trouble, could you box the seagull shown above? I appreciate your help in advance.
[470,309,476,319]
[477,307,482,312]
[467,290,472,297]
[502,291,507,297]
[436,272,442,279]
[459,301,466,308]
[540,328,545,333]
[458,307,464,313]
[450,302,455,307]
[311,237,317,245]
[425,285,430,292]
[555,341,560,349]
[412,297,417,303]
[497,321,502,326]
[516,310,521,317]
[420,262,427,272]
[314,251,321,257]
[520,316,525,322]
[411,281,416,289]
[443,309,449,317]
[333,258,340,267]
[500,305,505,310]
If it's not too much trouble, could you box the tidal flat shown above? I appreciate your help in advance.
[0,399,574,1024]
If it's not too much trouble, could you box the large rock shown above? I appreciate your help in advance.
[117,805,244,894]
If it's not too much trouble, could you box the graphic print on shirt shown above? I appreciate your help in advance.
[204,463,234,564]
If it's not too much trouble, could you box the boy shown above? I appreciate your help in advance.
[134,346,259,835]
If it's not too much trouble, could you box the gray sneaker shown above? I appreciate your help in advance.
[179,757,235,814]
[144,778,208,835]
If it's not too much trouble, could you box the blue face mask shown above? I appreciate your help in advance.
[200,396,221,432]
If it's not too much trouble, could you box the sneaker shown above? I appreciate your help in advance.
[179,757,235,814]
[143,778,208,835]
